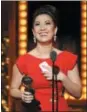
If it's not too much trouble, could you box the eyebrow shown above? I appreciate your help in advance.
[34,20,52,23]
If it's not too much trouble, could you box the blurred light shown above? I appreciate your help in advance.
[5,38,10,43]
[19,27,27,33]
[1,51,4,55]
[82,27,86,34]
[19,49,27,55]
[82,4,86,10]
[64,93,69,99]
[82,71,87,78]
[81,48,87,56]
[81,63,86,71]
[82,79,86,85]
[19,1,27,3]
[19,4,27,10]
[82,34,87,41]
[1,100,6,104]
[79,94,86,100]
[81,56,86,63]
[82,11,86,19]
[82,20,86,26]
[6,57,10,64]
[82,87,86,93]
[19,34,27,41]
[19,11,27,18]
[19,19,27,25]
[69,96,75,100]
[19,41,27,48]
[1,62,5,66]
[18,1,27,56]
[5,107,10,111]
[1,73,4,76]
[6,76,9,79]
[20,86,25,92]
[83,94,86,99]
[5,85,9,90]
[81,1,87,100]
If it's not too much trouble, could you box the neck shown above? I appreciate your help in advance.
[35,43,53,56]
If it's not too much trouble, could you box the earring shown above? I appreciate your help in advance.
[54,35,57,42]
[33,37,36,43]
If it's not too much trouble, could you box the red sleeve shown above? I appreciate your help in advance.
[66,51,78,70]
[55,51,78,75]
[16,55,27,74]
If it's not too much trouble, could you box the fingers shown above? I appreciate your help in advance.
[22,91,34,103]
[42,71,52,80]
[42,64,51,71]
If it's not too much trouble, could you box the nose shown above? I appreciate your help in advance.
[40,24,46,30]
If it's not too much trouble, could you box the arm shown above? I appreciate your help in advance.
[10,64,23,98]
[61,64,82,98]
[10,64,34,103]
[40,63,82,98]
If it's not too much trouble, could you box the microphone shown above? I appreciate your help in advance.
[50,51,59,112]
[50,50,57,62]
[50,50,59,74]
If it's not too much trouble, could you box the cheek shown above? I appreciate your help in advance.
[48,28,55,35]
[33,27,39,33]
[48,26,55,32]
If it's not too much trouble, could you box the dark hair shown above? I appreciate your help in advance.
[32,5,59,27]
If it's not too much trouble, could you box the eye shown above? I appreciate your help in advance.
[34,23,40,26]
[46,22,51,25]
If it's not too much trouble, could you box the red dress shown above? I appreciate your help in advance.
[16,51,77,112]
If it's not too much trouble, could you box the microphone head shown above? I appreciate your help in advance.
[50,50,57,62]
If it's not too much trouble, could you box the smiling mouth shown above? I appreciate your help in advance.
[39,33,48,36]
[40,34,47,36]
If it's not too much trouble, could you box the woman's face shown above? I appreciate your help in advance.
[32,14,57,43]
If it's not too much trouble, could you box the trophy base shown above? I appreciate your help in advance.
[21,99,41,112]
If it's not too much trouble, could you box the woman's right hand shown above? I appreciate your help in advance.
[21,91,34,103]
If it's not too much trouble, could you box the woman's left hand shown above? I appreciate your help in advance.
[41,65,66,81]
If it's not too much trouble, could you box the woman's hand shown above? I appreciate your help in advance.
[41,65,67,81]
[21,91,34,103]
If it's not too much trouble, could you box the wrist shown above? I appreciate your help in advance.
[61,73,67,82]
[57,71,67,81]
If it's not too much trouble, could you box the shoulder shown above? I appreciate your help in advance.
[17,48,36,61]
[54,48,78,70]
[16,53,28,61]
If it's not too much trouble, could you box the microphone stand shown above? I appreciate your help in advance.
[54,66,59,112]
[52,64,59,112]
[52,61,55,112]
[55,75,58,112]
[50,50,58,112]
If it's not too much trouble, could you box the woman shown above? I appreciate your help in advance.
[10,5,82,111]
